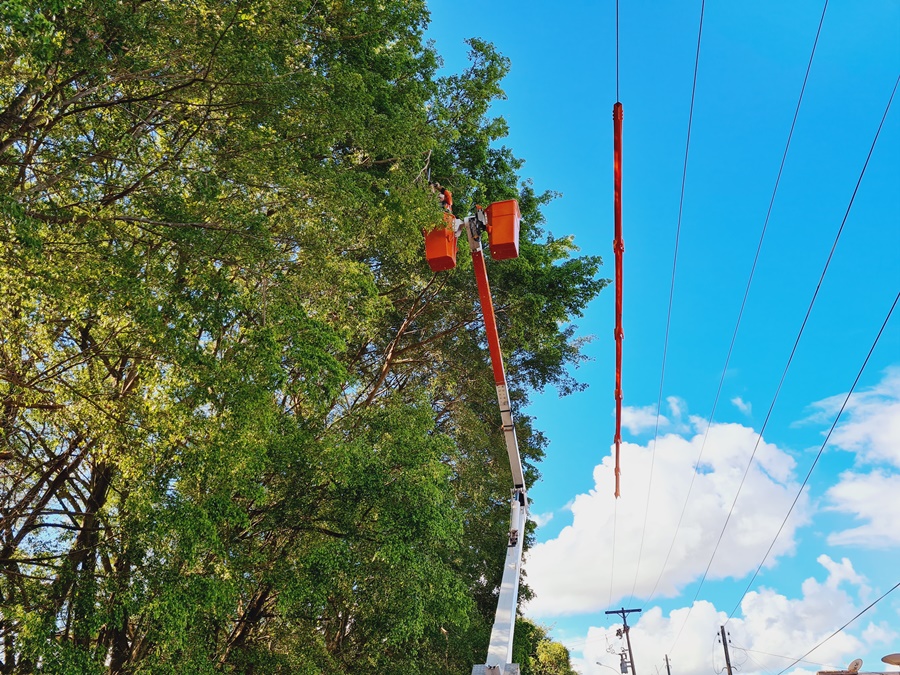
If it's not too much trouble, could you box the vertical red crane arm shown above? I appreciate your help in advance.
[468,229,527,491]
[466,219,528,671]
[613,102,624,498]
[472,249,508,389]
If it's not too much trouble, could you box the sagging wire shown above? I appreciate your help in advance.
[726,287,900,621]
[668,71,898,657]
[641,0,830,612]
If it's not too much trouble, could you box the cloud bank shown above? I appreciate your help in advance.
[527,370,900,675]
[525,419,809,616]
[575,556,896,675]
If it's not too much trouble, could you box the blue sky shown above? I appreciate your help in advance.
[426,1,900,673]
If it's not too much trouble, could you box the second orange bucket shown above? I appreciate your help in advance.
[486,199,520,260]
[425,225,457,272]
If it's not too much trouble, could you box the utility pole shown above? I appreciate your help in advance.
[665,654,672,675]
[719,626,734,675]
[606,607,641,675]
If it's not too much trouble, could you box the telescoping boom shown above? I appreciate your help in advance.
[466,210,527,675]
[424,200,527,675]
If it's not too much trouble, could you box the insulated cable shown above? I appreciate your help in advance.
[729,644,834,670]
[606,0,624,623]
[613,102,624,497]
[616,0,620,101]
[726,287,899,621]
[611,0,625,498]
[773,579,900,675]
[608,497,618,608]
[628,0,707,601]
[641,0,829,610]
[667,71,899,657]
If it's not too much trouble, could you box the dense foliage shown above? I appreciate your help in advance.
[0,0,603,672]
[514,618,579,675]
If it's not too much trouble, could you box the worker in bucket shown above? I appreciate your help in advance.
[432,182,452,212]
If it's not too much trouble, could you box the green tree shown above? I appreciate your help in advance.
[514,618,578,675]
[0,1,605,672]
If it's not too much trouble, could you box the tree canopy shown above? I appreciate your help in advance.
[514,618,579,675]
[0,0,605,672]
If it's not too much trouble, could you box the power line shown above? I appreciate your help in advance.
[616,0,620,101]
[773,579,900,675]
[726,287,900,621]
[668,69,899,658]
[631,0,707,604]
[609,497,618,608]
[609,0,623,610]
[730,645,834,669]
[729,644,768,674]
[559,627,621,651]
[641,0,830,612]
[612,100,624,497]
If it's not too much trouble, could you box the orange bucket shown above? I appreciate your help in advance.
[486,199,520,260]
[425,224,457,272]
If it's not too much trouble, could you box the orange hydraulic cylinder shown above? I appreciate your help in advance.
[613,101,624,498]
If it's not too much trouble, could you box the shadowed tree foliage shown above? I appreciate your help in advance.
[0,0,606,672]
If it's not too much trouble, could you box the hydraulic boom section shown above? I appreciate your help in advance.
[424,201,527,675]
[465,211,527,675]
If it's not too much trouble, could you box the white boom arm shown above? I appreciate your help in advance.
[464,216,527,675]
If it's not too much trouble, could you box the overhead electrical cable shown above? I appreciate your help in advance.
[613,99,624,497]
[611,0,625,497]
[726,288,899,621]
[628,0,706,602]
[608,498,618,608]
[616,0,620,101]
[730,645,833,669]
[641,0,829,610]
[668,71,899,656]
[608,0,624,613]
[773,579,900,675]
[560,627,621,651]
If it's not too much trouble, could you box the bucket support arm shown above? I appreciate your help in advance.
[466,213,527,675]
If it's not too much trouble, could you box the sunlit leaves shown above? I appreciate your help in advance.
[0,0,604,672]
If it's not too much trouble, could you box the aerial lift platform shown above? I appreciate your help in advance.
[426,198,525,675]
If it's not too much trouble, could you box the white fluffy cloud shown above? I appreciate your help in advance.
[826,470,900,548]
[666,396,686,421]
[530,371,900,673]
[530,511,555,528]
[732,396,752,415]
[572,556,896,675]
[620,398,690,435]
[621,404,665,435]
[805,366,900,468]
[525,419,809,616]
[804,368,900,548]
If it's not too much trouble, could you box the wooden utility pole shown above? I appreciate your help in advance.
[719,626,734,675]
[606,607,641,675]
[665,654,672,675]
